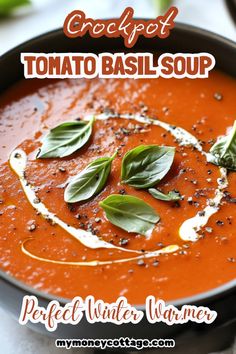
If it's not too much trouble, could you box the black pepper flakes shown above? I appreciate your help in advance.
[183,244,190,249]
[198,211,205,217]
[172,201,180,208]
[156,242,164,247]
[152,260,159,267]
[68,204,76,212]
[137,259,145,266]
[33,197,41,204]
[27,224,36,232]
[87,223,97,235]
[121,127,130,136]
[119,238,129,246]
[214,92,223,101]
[119,189,127,195]
[162,106,169,114]
[103,107,115,116]
[187,197,193,205]
[179,250,187,255]
[14,152,21,158]
[205,227,213,233]
[141,105,149,113]
[224,192,236,204]
[208,139,216,146]
[58,167,66,173]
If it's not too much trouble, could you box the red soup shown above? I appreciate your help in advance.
[0,71,235,304]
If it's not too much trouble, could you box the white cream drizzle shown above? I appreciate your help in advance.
[9,113,229,265]
[179,167,228,241]
[21,240,178,266]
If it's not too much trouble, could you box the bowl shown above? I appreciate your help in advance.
[0,23,236,353]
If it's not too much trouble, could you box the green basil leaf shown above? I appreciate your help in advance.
[121,145,175,188]
[148,188,181,201]
[99,194,160,237]
[207,121,236,171]
[0,0,30,16]
[37,116,95,158]
[64,151,117,203]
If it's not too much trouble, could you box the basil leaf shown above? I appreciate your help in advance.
[121,145,175,188]
[64,151,117,203]
[99,194,160,237]
[207,121,236,171]
[37,116,95,158]
[0,0,30,16]
[149,188,181,201]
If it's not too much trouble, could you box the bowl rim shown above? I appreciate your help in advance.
[0,22,236,311]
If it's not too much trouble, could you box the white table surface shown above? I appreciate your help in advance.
[0,1,235,353]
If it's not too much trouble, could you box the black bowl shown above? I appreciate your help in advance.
[0,24,236,353]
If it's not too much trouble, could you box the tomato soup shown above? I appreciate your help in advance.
[0,71,235,304]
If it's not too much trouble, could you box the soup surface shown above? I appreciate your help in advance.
[0,71,235,303]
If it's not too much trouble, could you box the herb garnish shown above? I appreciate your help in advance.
[0,0,30,16]
[99,194,160,237]
[37,116,95,158]
[121,145,175,188]
[207,121,236,170]
[64,151,117,203]
[148,188,181,201]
